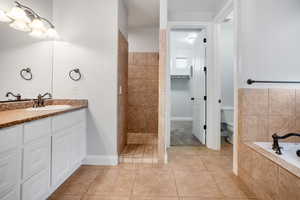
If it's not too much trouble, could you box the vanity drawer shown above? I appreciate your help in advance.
[52,109,85,133]
[23,118,51,144]
[22,137,51,181]
[22,169,50,200]
[0,152,20,199]
[0,126,22,155]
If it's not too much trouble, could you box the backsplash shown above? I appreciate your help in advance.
[238,88,300,143]
[127,52,159,134]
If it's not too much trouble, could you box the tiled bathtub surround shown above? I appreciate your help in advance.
[239,88,300,142]
[239,143,300,200]
[238,88,300,199]
[128,52,159,134]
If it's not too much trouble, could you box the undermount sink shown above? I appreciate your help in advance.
[26,105,72,111]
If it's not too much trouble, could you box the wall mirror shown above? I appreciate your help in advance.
[0,0,54,102]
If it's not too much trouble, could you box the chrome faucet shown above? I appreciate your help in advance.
[6,92,21,101]
[34,93,52,107]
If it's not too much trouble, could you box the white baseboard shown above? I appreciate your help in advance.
[83,155,118,166]
[171,117,193,121]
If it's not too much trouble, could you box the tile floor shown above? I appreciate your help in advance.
[171,121,202,146]
[49,144,257,200]
[119,133,158,164]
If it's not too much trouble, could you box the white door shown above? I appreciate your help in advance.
[192,31,207,144]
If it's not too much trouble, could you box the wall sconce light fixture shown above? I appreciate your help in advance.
[0,1,59,39]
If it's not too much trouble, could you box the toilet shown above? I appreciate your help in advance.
[221,107,234,144]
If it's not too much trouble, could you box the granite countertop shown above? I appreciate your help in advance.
[246,142,300,178]
[0,99,88,129]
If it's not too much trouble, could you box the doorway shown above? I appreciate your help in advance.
[219,12,234,153]
[168,29,207,147]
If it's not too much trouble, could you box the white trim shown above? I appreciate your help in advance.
[83,155,118,166]
[213,0,238,175]
[165,21,215,150]
[171,117,193,121]
[221,106,234,111]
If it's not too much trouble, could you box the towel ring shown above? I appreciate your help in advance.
[69,68,82,81]
[20,68,33,81]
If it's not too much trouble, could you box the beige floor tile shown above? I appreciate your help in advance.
[131,197,179,200]
[48,194,82,200]
[168,155,207,172]
[133,169,177,197]
[200,156,232,172]
[211,172,255,199]
[88,169,135,196]
[174,171,223,198]
[83,195,131,200]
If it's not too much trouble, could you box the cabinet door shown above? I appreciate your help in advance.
[0,152,20,199]
[70,123,86,167]
[23,137,51,181]
[51,132,70,187]
[22,169,50,200]
[0,126,22,154]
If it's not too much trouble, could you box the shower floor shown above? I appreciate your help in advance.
[119,133,158,164]
[171,121,202,146]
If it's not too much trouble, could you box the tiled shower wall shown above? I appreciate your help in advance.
[117,31,128,154]
[127,52,159,135]
[238,88,300,143]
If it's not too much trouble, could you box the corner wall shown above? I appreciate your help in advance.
[52,0,119,165]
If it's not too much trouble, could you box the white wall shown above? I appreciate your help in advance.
[220,21,234,108]
[171,79,193,120]
[168,0,227,22]
[0,0,53,101]
[128,27,159,52]
[118,0,128,39]
[169,31,195,120]
[238,0,300,88]
[52,0,119,164]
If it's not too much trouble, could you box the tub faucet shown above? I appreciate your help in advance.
[272,133,300,155]
[6,92,21,101]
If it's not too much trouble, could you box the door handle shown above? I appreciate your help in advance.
[191,97,195,101]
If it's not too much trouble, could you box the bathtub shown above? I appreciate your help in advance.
[254,142,300,168]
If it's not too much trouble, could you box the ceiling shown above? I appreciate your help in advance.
[125,0,160,29]
[168,0,227,13]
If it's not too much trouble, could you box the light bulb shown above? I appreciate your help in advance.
[30,18,45,30]
[7,6,31,23]
[0,10,12,23]
[10,20,31,32]
[29,29,46,38]
[46,28,59,39]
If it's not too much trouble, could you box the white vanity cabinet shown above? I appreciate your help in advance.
[51,110,86,189]
[0,109,87,200]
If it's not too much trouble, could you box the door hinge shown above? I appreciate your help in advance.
[203,38,207,43]
[204,96,207,101]
[203,125,207,130]
[203,66,207,72]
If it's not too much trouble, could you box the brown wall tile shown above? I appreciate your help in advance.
[269,89,296,116]
[278,167,300,200]
[127,52,159,135]
[239,88,269,116]
[269,115,296,140]
[240,115,269,142]
[251,151,279,200]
